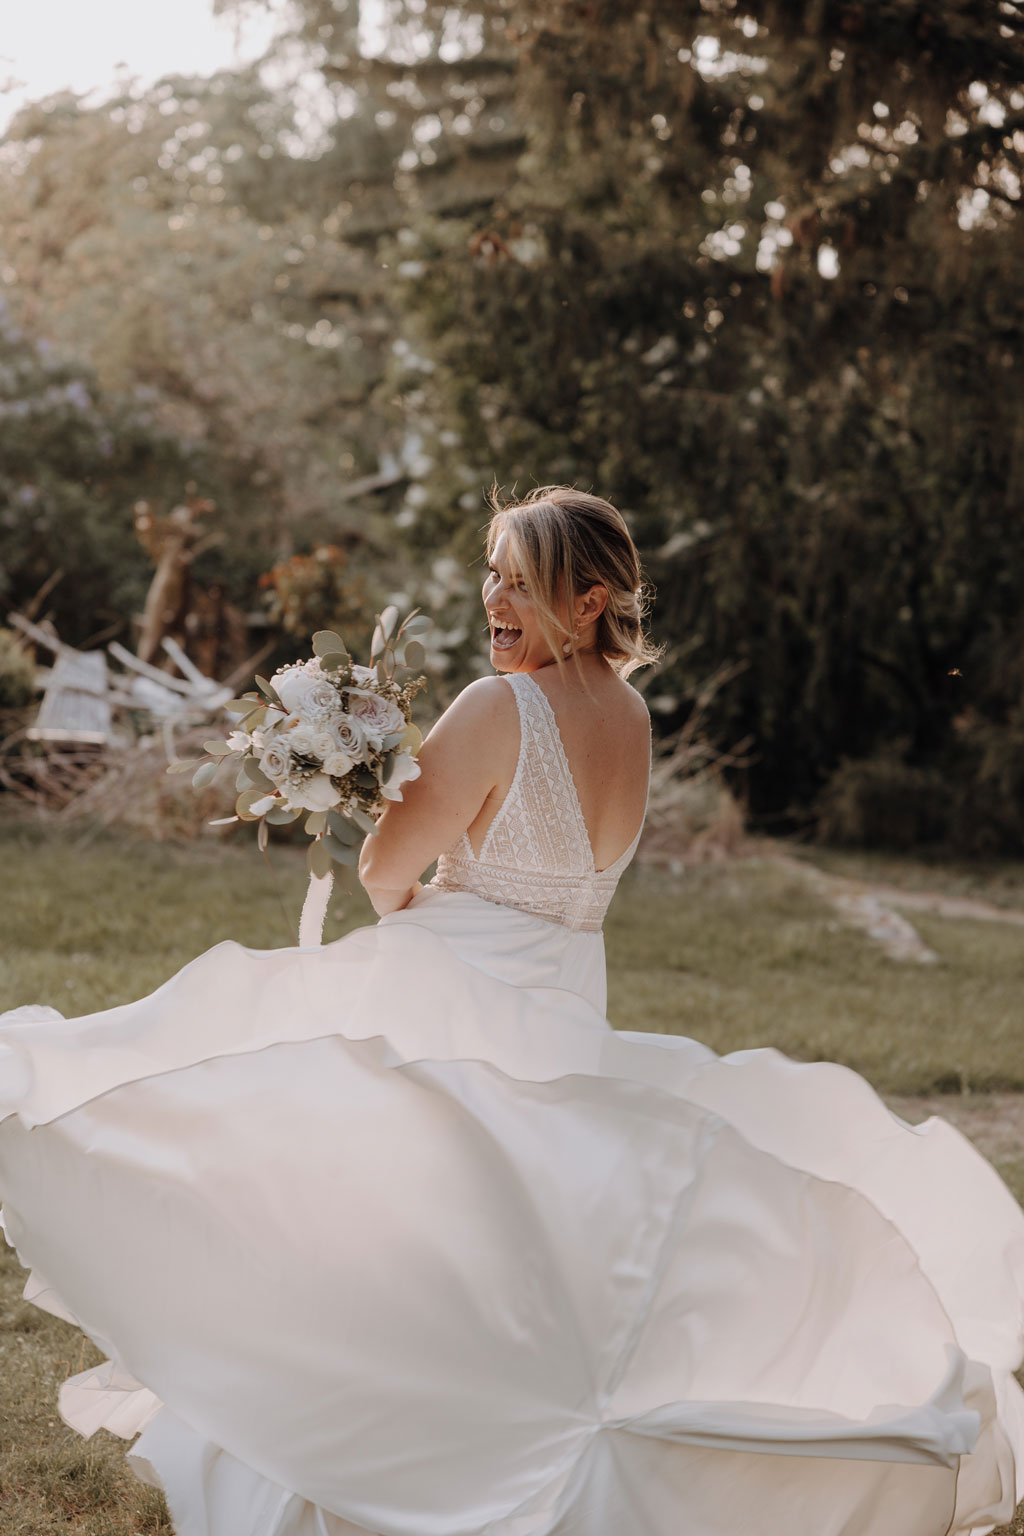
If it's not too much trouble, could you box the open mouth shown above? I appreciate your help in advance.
[490,623,522,651]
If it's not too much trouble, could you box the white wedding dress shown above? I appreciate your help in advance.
[1,671,1023,1536]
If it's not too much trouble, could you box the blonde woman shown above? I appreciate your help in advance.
[1,487,1022,1536]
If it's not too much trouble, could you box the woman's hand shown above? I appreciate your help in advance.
[358,677,517,910]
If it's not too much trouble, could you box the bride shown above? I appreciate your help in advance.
[1,485,1022,1536]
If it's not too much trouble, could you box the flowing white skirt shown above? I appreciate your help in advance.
[0,885,1022,1536]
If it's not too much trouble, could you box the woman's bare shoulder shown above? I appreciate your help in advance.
[456,674,516,705]
[426,674,518,745]
[601,671,652,735]
[448,674,516,718]
[619,674,652,720]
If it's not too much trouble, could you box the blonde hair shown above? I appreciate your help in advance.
[486,485,662,678]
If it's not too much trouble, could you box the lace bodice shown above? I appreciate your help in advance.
[432,672,646,932]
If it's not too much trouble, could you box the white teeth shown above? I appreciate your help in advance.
[490,623,522,649]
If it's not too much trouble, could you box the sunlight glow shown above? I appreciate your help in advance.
[0,0,282,131]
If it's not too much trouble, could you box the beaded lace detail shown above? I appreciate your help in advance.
[432,673,646,933]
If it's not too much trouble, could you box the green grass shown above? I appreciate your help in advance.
[0,820,376,1017]
[606,859,1024,1098]
[0,1239,171,1533]
[1,820,1023,1534]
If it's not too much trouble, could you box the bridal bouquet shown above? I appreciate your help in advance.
[172,607,429,881]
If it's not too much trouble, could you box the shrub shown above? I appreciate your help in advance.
[0,627,36,710]
[816,752,953,851]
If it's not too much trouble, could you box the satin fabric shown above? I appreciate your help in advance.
[1,888,1022,1536]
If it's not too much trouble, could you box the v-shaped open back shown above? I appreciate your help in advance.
[432,673,647,932]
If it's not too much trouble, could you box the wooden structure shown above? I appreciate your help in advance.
[9,614,237,759]
[26,648,111,747]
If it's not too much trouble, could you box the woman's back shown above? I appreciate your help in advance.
[461,659,650,874]
[433,664,650,937]
[525,660,650,872]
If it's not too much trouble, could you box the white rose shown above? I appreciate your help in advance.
[273,664,337,717]
[323,714,366,764]
[285,723,321,758]
[284,772,340,811]
[323,749,355,777]
[306,681,341,716]
[350,663,377,686]
[380,751,421,802]
[272,666,315,714]
[346,690,405,748]
[259,740,292,785]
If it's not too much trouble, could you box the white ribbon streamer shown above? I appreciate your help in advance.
[297,869,334,948]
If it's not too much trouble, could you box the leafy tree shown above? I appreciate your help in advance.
[9,0,1024,850]
[326,0,1024,849]
[0,299,206,645]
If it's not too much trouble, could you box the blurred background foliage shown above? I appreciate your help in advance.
[1,0,1022,850]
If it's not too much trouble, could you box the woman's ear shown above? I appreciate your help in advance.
[575,584,609,627]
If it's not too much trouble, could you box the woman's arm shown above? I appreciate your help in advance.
[359,676,516,916]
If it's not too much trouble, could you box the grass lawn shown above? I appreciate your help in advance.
[606,858,1024,1101]
[1,819,1023,1534]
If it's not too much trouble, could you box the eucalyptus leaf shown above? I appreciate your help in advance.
[265,805,301,825]
[241,757,276,792]
[354,766,377,789]
[257,818,269,853]
[192,760,219,790]
[380,731,404,751]
[379,604,399,642]
[312,629,346,657]
[375,658,389,686]
[236,787,272,822]
[166,759,200,775]
[403,639,426,670]
[225,698,259,715]
[307,838,333,878]
[320,651,347,673]
[400,614,432,637]
[240,706,267,731]
[380,753,396,785]
[204,739,232,757]
[327,810,362,845]
[348,804,378,836]
[370,623,384,660]
[324,833,359,866]
[208,815,240,827]
[255,674,282,705]
[305,810,328,835]
[236,767,250,793]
